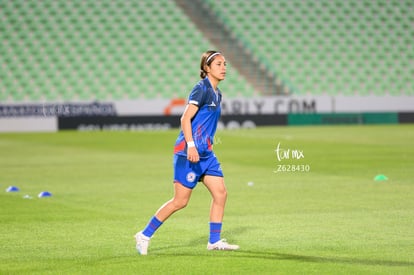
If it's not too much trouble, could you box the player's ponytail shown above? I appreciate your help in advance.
[199,50,221,79]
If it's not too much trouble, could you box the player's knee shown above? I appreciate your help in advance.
[214,188,227,203]
[172,199,188,210]
[222,189,228,202]
[221,188,227,199]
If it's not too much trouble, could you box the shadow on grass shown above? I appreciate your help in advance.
[146,226,414,268]
[152,239,413,268]
[150,225,253,253]
[232,250,414,268]
[152,248,414,268]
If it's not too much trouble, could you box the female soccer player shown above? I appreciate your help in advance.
[135,50,239,255]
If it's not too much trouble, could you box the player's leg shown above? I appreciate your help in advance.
[154,182,193,221]
[140,155,197,236]
[203,175,227,223]
[203,175,239,250]
[135,182,192,255]
[140,182,192,238]
[136,155,199,255]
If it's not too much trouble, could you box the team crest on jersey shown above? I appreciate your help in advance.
[186,172,196,183]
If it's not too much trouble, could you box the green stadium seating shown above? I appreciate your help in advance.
[0,0,255,102]
[0,0,412,102]
[206,0,413,96]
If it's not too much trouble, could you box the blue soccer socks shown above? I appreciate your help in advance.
[142,216,163,238]
[142,218,223,244]
[209,222,222,244]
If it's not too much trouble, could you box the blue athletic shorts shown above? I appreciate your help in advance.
[173,154,224,189]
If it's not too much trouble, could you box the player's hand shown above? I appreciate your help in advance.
[187,147,200,163]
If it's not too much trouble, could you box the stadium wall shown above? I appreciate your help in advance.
[1,95,414,132]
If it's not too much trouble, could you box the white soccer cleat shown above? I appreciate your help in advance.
[207,239,239,251]
[135,232,150,255]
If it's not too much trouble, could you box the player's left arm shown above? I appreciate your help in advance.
[181,103,200,163]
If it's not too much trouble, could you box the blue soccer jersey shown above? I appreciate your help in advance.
[174,77,222,158]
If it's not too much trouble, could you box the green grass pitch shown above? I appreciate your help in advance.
[1,125,413,274]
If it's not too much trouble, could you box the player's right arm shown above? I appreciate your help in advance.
[181,103,199,163]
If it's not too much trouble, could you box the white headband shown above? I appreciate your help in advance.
[206,52,221,64]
